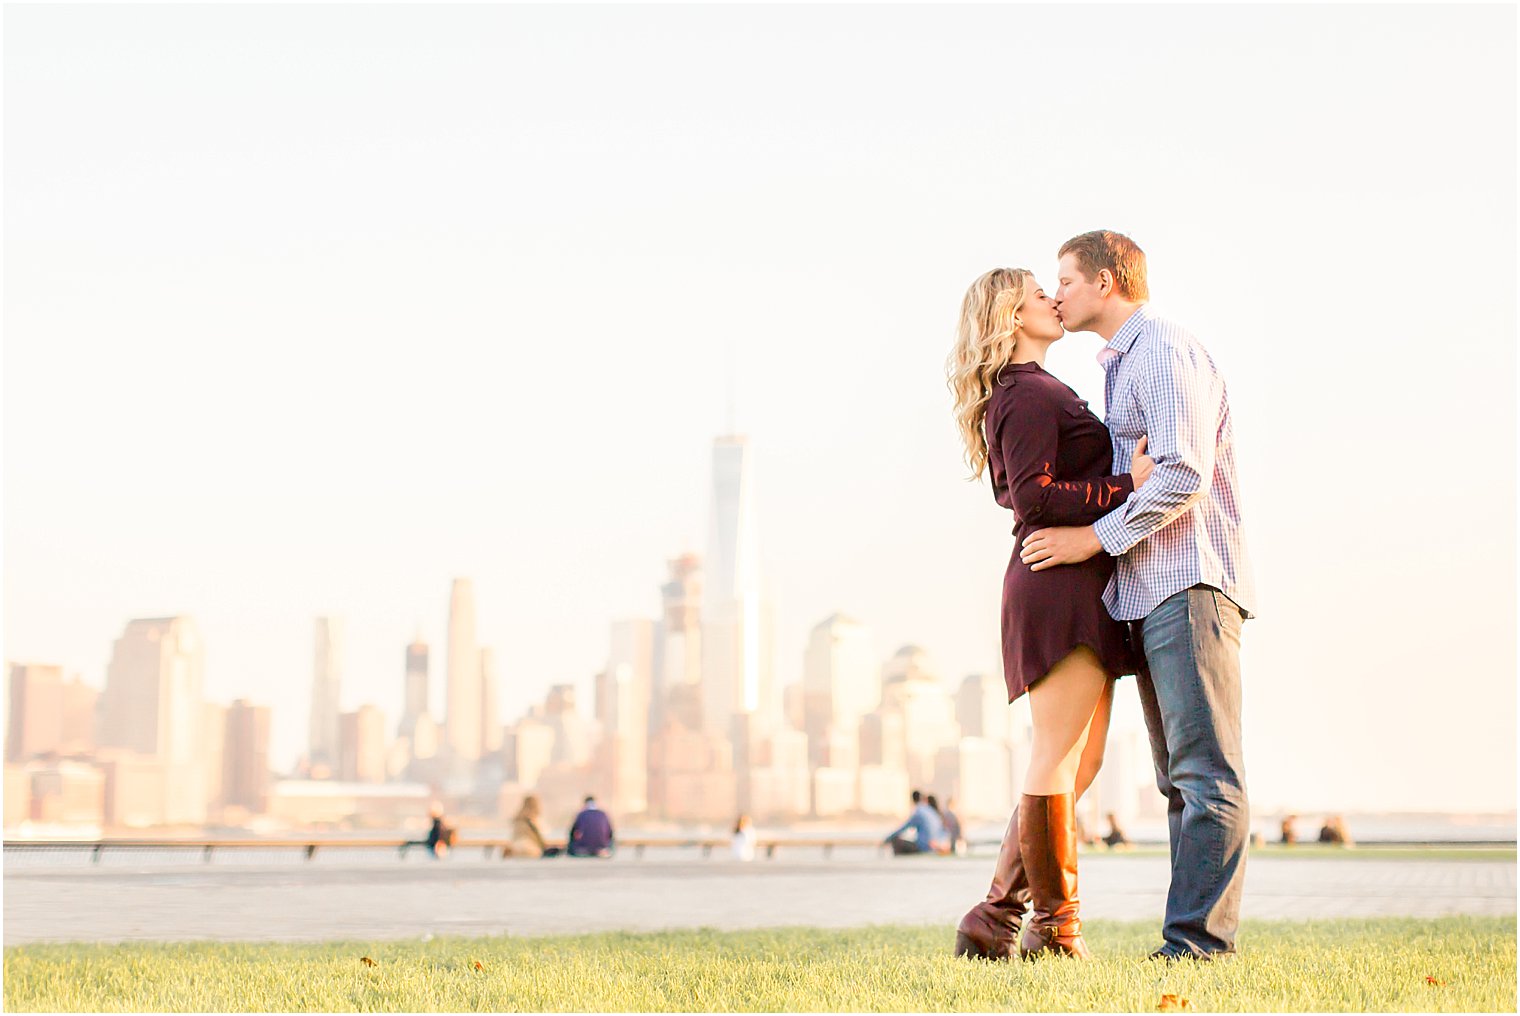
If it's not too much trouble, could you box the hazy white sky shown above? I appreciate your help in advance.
[4,4,1515,813]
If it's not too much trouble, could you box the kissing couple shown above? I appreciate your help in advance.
[946,230,1255,962]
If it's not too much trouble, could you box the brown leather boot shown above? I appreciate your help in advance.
[1018,792,1091,959]
[953,806,1029,959]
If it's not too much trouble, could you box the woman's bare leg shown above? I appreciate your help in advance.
[1025,646,1109,795]
[1019,646,1110,959]
[1074,678,1116,799]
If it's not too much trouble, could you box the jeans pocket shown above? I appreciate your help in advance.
[1210,590,1243,633]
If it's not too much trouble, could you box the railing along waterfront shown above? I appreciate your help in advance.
[2,834,926,863]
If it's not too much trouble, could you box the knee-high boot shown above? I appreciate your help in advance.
[953,805,1030,959]
[1018,792,1091,959]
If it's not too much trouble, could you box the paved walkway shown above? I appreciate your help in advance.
[4,852,1514,944]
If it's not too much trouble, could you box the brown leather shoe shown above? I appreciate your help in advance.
[953,806,1030,959]
[1018,792,1091,959]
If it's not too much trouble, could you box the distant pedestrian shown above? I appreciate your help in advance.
[1280,815,1299,846]
[510,795,560,858]
[1318,815,1353,847]
[731,815,757,862]
[1102,812,1130,849]
[942,797,967,855]
[424,802,455,859]
[926,794,955,854]
[884,790,945,856]
[567,795,615,857]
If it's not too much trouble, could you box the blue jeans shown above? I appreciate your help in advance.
[1134,586,1249,956]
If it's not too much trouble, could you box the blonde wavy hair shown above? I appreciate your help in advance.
[946,267,1034,479]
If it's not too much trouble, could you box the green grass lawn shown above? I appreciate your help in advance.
[4,917,1513,1012]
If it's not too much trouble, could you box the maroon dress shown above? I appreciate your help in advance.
[985,361,1137,702]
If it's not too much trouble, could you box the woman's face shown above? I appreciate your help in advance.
[1017,280,1065,344]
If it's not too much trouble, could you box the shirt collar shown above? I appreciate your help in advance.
[1097,304,1152,364]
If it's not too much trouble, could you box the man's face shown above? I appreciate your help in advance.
[1054,253,1104,333]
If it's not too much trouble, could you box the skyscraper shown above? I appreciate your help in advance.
[401,635,429,738]
[654,553,703,734]
[223,699,271,813]
[479,647,502,754]
[445,578,481,763]
[309,617,343,772]
[7,663,95,761]
[97,616,206,824]
[802,614,877,768]
[339,705,387,783]
[602,619,654,814]
[701,435,772,739]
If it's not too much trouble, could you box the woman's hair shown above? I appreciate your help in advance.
[925,793,944,817]
[516,794,541,820]
[734,814,751,834]
[947,267,1034,479]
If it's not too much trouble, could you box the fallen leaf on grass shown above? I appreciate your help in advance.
[359,957,377,968]
[1425,976,1446,986]
[473,961,485,972]
[1157,995,1193,1011]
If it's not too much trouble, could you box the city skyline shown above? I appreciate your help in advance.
[4,5,1514,816]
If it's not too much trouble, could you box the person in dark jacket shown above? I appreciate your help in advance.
[567,796,614,857]
[419,802,456,858]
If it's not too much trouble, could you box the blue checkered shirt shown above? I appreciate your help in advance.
[1091,305,1257,622]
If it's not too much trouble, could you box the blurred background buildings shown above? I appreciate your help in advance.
[6,432,1162,836]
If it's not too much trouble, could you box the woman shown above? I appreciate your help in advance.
[925,794,954,855]
[731,814,757,861]
[510,795,559,858]
[946,268,1151,960]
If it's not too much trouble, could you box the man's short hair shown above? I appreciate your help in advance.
[1059,230,1150,301]
[911,790,922,803]
[584,796,595,805]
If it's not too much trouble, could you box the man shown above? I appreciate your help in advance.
[423,801,453,858]
[1021,230,1255,960]
[883,789,945,856]
[567,795,615,857]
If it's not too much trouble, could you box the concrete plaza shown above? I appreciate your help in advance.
[4,849,1514,945]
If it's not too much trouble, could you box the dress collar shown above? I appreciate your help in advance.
[994,360,1043,385]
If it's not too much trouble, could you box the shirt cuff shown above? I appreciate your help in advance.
[1092,507,1134,557]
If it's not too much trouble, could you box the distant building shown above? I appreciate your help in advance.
[654,553,703,735]
[745,727,810,820]
[936,737,1011,820]
[445,579,481,764]
[647,722,737,822]
[802,614,877,769]
[27,760,105,826]
[309,617,343,772]
[97,751,170,828]
[598,619,655,815]
[339,705,387,784]
[701,435,775,741]
[956,673,1010,742]
[265,780,431,828]
[97,617,206,824]
[7,664,96,762]
[399,636,429,740]
[223,699,271,813]
[4,765,31,827]
[202,702,228,812]
[858,763,912,816]
[877,646,960,790]
[479,648,502,754]
[509,716,556,788]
